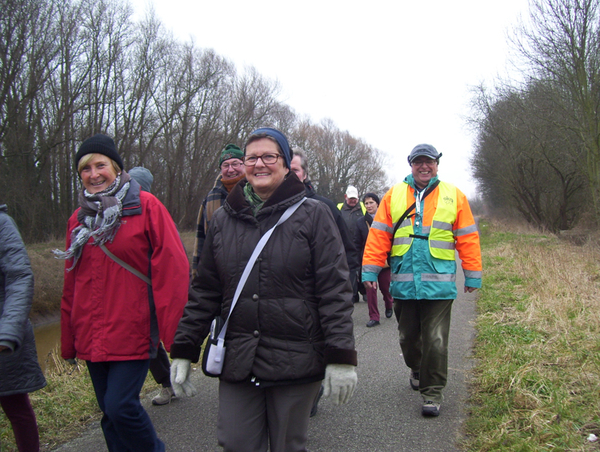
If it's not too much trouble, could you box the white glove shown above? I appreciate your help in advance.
[322,364,357,405]
[170,358,198,397]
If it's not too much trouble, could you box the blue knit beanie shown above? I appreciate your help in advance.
[246,128,292,169]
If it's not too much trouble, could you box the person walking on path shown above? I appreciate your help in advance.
[54,134,189,451]
[170,127,357,452]
[338,186,365,303]
[355,193,393,328]
[129,166,176,407]
[0,204,47,452]
[191,144,245,279]
[362,143,481,417]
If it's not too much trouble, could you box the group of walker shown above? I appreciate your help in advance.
[0,128,481,451]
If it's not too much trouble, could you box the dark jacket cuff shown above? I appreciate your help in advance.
[324,348,358,366]
[170,343,201,363]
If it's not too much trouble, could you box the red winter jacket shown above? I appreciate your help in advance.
[60,184,189,362]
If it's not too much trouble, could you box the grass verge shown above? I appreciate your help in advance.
[462,219,600,451]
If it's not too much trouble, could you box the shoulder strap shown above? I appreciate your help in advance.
[218,197,307,340]
[390,180,440,243]
[100,244,152,285]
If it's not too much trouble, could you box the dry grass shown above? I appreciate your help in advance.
[27,238,67,319]
[464,219,600,451]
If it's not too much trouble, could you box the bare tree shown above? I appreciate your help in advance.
[291,118,388,202]
[470,81,586,231]
[511,0,600,222]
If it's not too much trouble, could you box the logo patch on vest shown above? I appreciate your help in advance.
[443,196,454,205]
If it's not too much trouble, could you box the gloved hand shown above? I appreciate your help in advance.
[322,363,357,405]
[170,358,198,397]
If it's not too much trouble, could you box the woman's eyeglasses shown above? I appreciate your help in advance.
[243,154,282,166]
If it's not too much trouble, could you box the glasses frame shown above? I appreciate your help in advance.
[243,153,282,167]
[411,158,438,167]
[220,161,243,170]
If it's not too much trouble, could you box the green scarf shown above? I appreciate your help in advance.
[243,183,265,216]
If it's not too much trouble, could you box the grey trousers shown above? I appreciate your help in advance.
[393,298,454,403]
[217,379,322,452]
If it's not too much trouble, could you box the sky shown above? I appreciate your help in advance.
[129,0,531,198]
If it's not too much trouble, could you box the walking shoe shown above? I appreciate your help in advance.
[310,385,324,417]
[422,401,440,417]
[366,320,380,327]
[409,371,420,390]
[152,386,175,406]
[385,309,393,318]
[362,294,368,302]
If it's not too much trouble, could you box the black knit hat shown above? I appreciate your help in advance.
[363,192,380,205]
[75,134,123,170]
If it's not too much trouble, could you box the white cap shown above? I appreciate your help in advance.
[346,185,358,199]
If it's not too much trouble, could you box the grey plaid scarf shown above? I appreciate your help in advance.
[53,172,131,270]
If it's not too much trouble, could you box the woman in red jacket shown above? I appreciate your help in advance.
[55,134,189,452]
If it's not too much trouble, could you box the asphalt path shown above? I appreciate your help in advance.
[53,267,477,452]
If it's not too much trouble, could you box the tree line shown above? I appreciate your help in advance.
[0,0,388,242]
[469,0,600,232]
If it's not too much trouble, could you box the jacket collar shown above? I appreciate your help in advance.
[224,173,306,220]
[404,174,440,192]
[121,179,142,217]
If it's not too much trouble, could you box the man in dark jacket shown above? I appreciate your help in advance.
[338,185,366,303]
[290,148,358,271]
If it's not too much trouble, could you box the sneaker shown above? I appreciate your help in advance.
[422,401,440,417]
[362,294,368,302]
[409,371,419,391]
[366,320,380,328]
[310,385,324,417]
[385,309,393,318]
[152,386,175,406]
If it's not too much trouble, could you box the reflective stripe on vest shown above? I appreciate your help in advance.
[390,182,458,260]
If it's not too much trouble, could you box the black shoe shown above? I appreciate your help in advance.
[362,294,368,302]
[422,401,440,417]
[310,385,324,417]
[410,371,420,390]
[385,309,393,318]
[366,320,380,328]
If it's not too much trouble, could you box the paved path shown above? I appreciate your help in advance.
[53,269,477,452]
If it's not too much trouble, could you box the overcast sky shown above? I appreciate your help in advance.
[129,0,530,198]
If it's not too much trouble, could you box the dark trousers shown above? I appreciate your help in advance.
[366,267,393,321]
[218,379,322,452]
[0,392,39,452]
[394,298,454,403]
[149,343,171,387]
[87,360,165,452]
